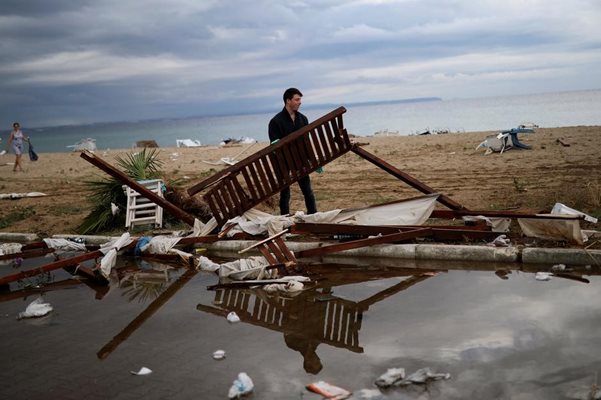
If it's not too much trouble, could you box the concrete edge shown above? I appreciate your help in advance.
[1,232,600,265]
[203,240,600,266]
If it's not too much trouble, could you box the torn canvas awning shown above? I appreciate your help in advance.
[221,194,440,238]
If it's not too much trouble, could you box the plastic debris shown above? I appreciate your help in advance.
[551,264,566,272]
[213,350,226,360]
[306,381,351,399]
[535,272,553,281]
[375,367,450,388]
[130,367,152,376]
[488,234,510,247]
[227,311,241,323]
[375,368,406,388]
[17,297,53,320]
[397,368,451,385]
[228,372,254,399]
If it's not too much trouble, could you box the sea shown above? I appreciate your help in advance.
[10,89,601,153]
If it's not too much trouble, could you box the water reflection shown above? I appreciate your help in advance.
[197,266,436,373]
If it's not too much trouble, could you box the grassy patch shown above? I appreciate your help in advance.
[0,206,35,229]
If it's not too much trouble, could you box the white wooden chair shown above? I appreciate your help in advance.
[123,179,164,228]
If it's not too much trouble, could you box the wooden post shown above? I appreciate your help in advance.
[351,145,465,210]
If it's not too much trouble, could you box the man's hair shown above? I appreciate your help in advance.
[283,88,303,103]
[13,122,20,128]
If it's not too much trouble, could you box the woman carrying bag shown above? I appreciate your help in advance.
[7,122,29,172]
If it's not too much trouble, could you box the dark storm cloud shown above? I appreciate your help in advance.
[0,0,600,127]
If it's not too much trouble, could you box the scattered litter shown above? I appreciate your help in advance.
[551,202,598,224]
[17,297,53,320]
[375,368,406,388]
[176,139,202,148]
[375,367,450,388]
[488,234,510,247]
[0,242,23,256]
[535,272,553,281]
[130,367,152,376]
[0,192,47,199]
[67,138,97,152]
[0,150,6,156]
[227,311,240,323]
[111,202,119,216]
[212,350,226,360]
[228,372,254,399]
[306,381,351,399]
[551,264,566,272]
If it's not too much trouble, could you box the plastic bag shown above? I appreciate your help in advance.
[228,372,254,398]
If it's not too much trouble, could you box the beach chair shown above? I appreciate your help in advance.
[123,179,164,228]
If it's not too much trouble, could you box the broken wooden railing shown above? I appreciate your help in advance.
[187,107,353,226]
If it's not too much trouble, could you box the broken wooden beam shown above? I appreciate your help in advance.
[97,268,197,359]
[430,209,584,220]
[80,150,196,226]
[295,228,432,258]
[0,240,137,286]
[351,145,465,210]
[290,222,499,241]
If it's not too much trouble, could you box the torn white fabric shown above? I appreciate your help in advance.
[98,233,134,279]
[219,256,275,280]
[197,255,221,272]
[43,238,87,252]
[221,195,439,238]
[334,194,439,226]
[551,202,598,223]
[142,236,182,254]
[17,297,53,319]
[0,242,22,256]
[462,215,511,232]
[518,217,585,245]
[263,278,307,294]
[191,217,218,238]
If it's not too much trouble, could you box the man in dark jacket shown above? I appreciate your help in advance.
[268,88,317,215]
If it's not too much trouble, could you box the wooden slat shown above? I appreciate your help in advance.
[295,228,432,258]
[188,106,347,195]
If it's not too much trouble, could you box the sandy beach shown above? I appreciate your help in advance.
[1,126,600,237]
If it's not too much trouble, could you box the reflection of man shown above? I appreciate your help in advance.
[268,87,317,215]
[284,333,322,374]
[280,288,334,374]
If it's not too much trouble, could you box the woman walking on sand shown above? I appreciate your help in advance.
[7,122,28,172]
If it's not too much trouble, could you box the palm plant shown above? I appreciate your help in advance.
[78,148,164,234]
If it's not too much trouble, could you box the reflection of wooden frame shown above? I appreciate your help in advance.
[239,229,297,267]
[96,269,198,360]
[197,271,434,354]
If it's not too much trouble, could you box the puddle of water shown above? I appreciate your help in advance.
[1,255,600,399]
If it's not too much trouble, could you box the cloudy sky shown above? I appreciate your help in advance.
[1,0,600,128]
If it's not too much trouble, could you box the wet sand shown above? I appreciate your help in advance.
[1,255,601,399]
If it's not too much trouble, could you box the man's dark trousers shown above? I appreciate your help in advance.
[279,175,316,215]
